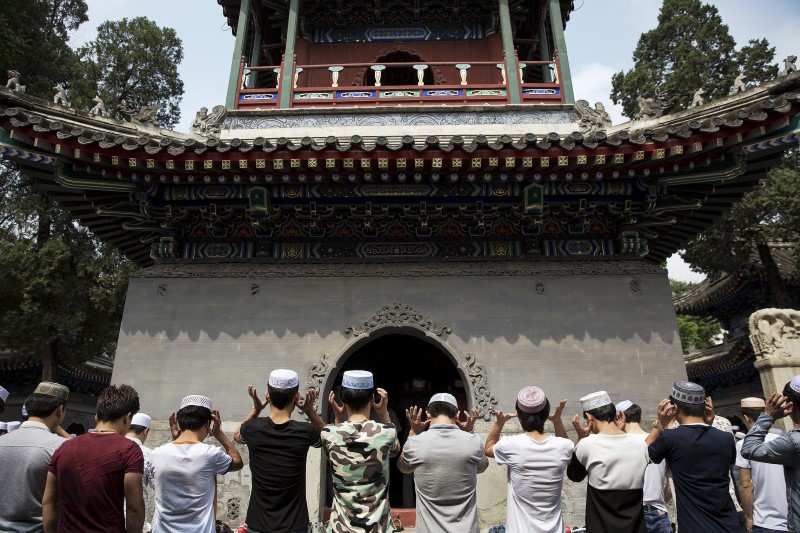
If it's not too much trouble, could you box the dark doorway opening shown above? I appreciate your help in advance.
[325,333,465,509]
[363,51,436,87]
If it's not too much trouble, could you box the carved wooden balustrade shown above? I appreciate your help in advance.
[234,51,564,109]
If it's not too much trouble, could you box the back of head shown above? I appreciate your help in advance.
[268,368,300,410]
[24,393,67,419]
[340,370,375,410]
[516,386,550,433]
[580,391,615,423]
[623,404,642,424]
[177,405,212,431]
[96,384,140,422]
[427,393,459,419]
[586,404,617,423]
[669,381,706,419]
[783,379,800,411]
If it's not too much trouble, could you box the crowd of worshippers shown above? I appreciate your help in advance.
[2,373,800,533]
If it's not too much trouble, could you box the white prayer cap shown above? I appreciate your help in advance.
[734,431,746,440]
[428,393,458,408]
[790,375,800,393]
[615,400,633,414]
[580,391,612,412]
[342,370,374,390]
[6,421,21,432]
[740,397,766,409]
[269,369,299,389]
[21,405,27,417]
[131,413,152,428]
[180,395,212,410]
[0,386,8,402]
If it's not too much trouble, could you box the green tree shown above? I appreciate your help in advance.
[610,0,777,118]
[681,157,800,308]
[676,314,721,354]
[73,17,184,128]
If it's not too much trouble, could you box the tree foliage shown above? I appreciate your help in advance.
[676,314,721,354]
[610,0,777,118]
[73,17,184,129]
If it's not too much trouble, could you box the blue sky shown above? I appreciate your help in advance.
[70,1,800,281]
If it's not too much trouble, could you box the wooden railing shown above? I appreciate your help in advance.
[234,51,564,109]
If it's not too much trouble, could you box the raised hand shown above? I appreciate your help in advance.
[766,392,794,419]
[548,399,567,422]
[373,388,389,415]
[296,388,318,415]
[702,396,715,425]
[211,409,223,438]
[490,408,517,426]
[572,413,592,440]
[248,385,269,413]
[656,399,676,428]
[456,408,480,433]
[406,405,430,436]
[329,391,346,424]
[168,411,181,440]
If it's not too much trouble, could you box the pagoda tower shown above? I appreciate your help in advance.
[1,0,799,526]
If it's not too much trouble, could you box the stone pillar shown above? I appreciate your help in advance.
[279,0,300,109]
[750,308,800,430]
[226,0,252,109]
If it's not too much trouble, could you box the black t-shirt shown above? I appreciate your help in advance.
[240,418,322,533]
[649,424,739,533]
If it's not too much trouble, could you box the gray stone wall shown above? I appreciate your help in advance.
[114,260,686,529]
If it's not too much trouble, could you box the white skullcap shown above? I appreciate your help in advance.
[429,393,458,408]
[342,370,374,390]
[269,369,299,389]
[0,422,7,431]
[6,421,21,432]
[180,395,212,410]
[790,375,800,393]
[615,400,633,414]
[0,386,8,402]
[131,413,152,428]
[740,397,766,408]
[735,431,745,440]
[580,391,612,412]
[21,405,27,417]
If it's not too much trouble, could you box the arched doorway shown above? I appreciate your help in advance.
[321,330,467,510]
[363,51,436,87]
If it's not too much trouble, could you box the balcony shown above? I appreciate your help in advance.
[234,52,565,110]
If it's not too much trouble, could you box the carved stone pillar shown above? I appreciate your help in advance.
[750,308,800,430]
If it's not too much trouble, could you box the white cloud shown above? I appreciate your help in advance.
[667,254,706,283]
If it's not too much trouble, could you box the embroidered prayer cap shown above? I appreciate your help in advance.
[33,382,69,401]
[6,421,20,432]
[131,413,152,428]
[712,415,732,433]
[180,395,212,410]
[0,386,8,402]
[580,391,612,412]
[0,422,6,431]
[740,397,766,409]
[790,375,800,393]
[269,369,299,389]
[615,400,634,414]
[342,370,374,390]
[670,381,705,405]
[517,386,547,413]
[428,392,458,408]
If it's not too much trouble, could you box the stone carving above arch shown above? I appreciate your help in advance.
[749,308,800,359]
[463,352,498,419]
[344,302,452,338]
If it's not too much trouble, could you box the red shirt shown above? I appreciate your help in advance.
[49,432,144,533]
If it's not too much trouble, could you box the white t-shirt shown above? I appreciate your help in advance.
[736,435,789,530]
[151,442,233,533]
[125,436,154,532]
[574,433,648,490]
[493,433,574,533]
[630,433,669,512]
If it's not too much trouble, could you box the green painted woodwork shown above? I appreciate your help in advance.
[498,0,521,104]
[279,0,300,109]
[548,0,574,104]
[248,24,262,89]
[226,0,252,109]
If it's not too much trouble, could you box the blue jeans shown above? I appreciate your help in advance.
[752,527,789,533]
[643,506,672,533]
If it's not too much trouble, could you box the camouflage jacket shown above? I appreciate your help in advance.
[321,420,400,532]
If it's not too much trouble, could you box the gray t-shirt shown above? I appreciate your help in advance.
[400,424,486,533]
[0,421,65,532]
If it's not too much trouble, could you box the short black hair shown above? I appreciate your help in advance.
[128,424,148,435]
[671,398,705,418]
[623,404,642,424]
[516,399,550,433]
[740,408,764,420]
[177,405,212,431]
[96,385,140,422]
[340,386,373,410]
[24,393,67,418]
[586,403,616,423]
[427,401,457,419]
[268,385,299,410]
[783,382,800,411]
